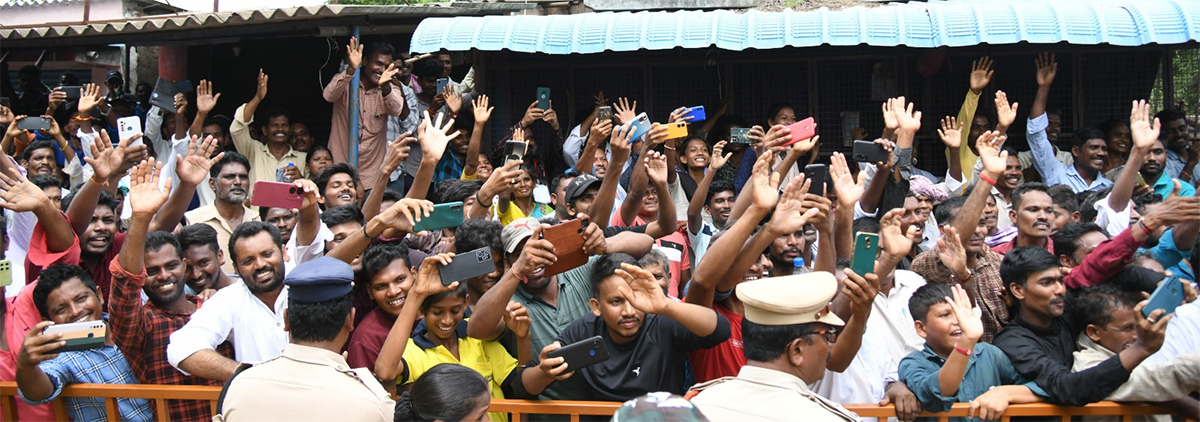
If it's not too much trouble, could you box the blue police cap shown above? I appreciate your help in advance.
[284,256,354,303]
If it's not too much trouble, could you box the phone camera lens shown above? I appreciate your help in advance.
[289,187,298,194]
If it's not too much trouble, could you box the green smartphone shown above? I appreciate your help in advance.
[412,202,465,232]
[850,232,879,277]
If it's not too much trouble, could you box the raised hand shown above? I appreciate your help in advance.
[668,107,690,124]
[590,118,613,145]
[609,122,634,158]
[86,130,137,181]
[874,138,897,170]
[444,84,463,117]
[17,321,63,370]
[542,101,560,131]
[173,93,189,117]
[5,115,27,138]
[0,166,52,213]
[176,135,224,186]
[644,150,668,185]
[412,253,457,299]
[47,88,66,114]
[511,225,557,279]
[346,37,364,71]
[937,226,970,282]
[645,124,670,146]
[44,114,63,139]
[937,117,963,148]
[581,220,607,256]
[768,174,818,236]
[1035,52,1057,88]
[948,284,983,342]
[969,56,994,94]
[195,80,221,114]
[378,198,435,234]
[418,111,460,162]
[975,131,1009,180]
[830,152,865,208]
[129,158,170,217]
[1130,100,1161,151]
[0,105,13,126]
[893,97,922,133]
[613,97,637,125]
[380,63,400,87]
[994,91,1018,130]
[292,179,322,212]
[383,131,415,173]
[78,83,102,115]
[472,95,494,124]
[851,127,869,141]
[254,69,269,101]
[503,301,531,339]
[879,208,918,258]
[882,99,899,132]
[841,268,880,319]
[614,263,670,314]
[710,141,732,170]
[1133,300,1171,354]
[749,151,783,211]
[520,101,544,128]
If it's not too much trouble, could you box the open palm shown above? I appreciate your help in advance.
[0,167,49,213]
[129,158,170,216]
[615,263,669,314]
[177,135,223,186]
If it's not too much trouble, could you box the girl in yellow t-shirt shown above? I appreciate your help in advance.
[493,166,553,226]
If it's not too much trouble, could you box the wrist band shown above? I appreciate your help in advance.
[1138,219,1153,236]
[954,344,974,356]
[979,173,997,186]
[89,175,108,187]
[362,224,375,240]
[475,192,492,208]
[72,115,91,122]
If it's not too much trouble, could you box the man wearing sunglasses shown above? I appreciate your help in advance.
[689,272,860,422]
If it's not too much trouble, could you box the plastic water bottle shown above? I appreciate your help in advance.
[793,257,810,275]
[276,163,295,182]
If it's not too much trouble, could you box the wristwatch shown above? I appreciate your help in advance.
[953,268,973,283]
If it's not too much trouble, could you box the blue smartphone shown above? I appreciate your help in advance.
[628,112,652,141]
[436,78,449,94]
[682,106,707,123]
[1144,276,1186,319]
[850,232,879,277]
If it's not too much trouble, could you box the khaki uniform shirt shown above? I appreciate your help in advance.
[689,366,860,422]
[217,344,393,422]
[184,204,260,275]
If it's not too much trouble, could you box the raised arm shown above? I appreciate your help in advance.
[688,141,729,235]
[1030,53,1056,120]
[110,158,169,348]
[826,267,879,372]
[617,263,721,337]
[188,80,221,138]
[150,135,223,232]
[242,70,268,128]
[291,179,323,248]
[1110,100,1158,211]
[573,118,612,176]
[462,95,493,179]
[938,117,965,183]
[68,130,138,236]
[641,151,677,239]
[684,166,775,308]
[406,112,457,200]
[328,198,429,264]
[588,123,633,229]
[375,253,457,383]
[0,166,74,253]
[937,285,983,395]
[468,159,519,220]
[954,131,1007,248]
[466,225,555,341]
[830,152,865,261]
[363,132,413,221]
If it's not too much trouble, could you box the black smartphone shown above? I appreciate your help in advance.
[16,116,51,131]
[438,246,495,286]
[547,335,609,373]
[804,164,828,196]
[60,86,83,100]
[852,140,889,163]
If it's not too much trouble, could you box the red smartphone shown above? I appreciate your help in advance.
[782,117,816,147]
[250,181,303,210]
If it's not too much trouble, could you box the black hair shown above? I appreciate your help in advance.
[1010,182,1050,211]
[33,264,98,319]
[589,253,638,297]
[287,292,353,343]
[1046,184,1079,215]
[999,247,1061,305]
[394,363,489,422]
[306,144,332,166]
[362,242,412,283]
[766,102,795,124]
[314,162,359,195]
[908,283,954,323]
[228,221,282,264]
[263,107,291,125]
[210,151,250,179]
[1052,222,1106,262]
[1074,283,1139,333]
[705,179,736,206]
[933,195,970,227]
[29,174,62,190]
[258,206,292,222]
[1071,127,1106,149]
[21,140,56,162]
[178,223,221,254]
[320,205,365,228]
[1132,192,1163,215]
[1154,109,1186,124]
[364,41,396,61]
[1077,188,1109,223]
[420,282,468,313]
[454,218,503,257]
[453,106,476,133]
[18,65,40,79]
[1001,145,1022,161]
[382,189,403,205]
[59,72,80,86]
[852,217,881,235]
[1099,119,1128,139]
[550,171,579,199]
[62,189,117,214]
[432,179,482,204]
[412,56,443,79]
[742,319,819,361]
[145,230,182,259]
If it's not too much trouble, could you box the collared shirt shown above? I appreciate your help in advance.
[811,315,897,421]
[19,344,152,422]
[434,151,466,186]
[1165,149,1186,179]
[1149,171,1196,199]
[1072,334,1200,403]
[400,319,518,422]
[167,282,289,371]
[230,103,308,186]
[1140,228,1195,283]
[1028,113,1112,193]
[911,249,1007,342]
[989,235,1054,256]
[1145,300,1200,365]
[108,260,225,422]
[870,270,928,363]
[900,343,1046,418]
[991,187,1015,229]
[690,365,860,422]
[511,256,599,355]
[324,72,405,188]
[220,343,393,422]
[184,204,260,275]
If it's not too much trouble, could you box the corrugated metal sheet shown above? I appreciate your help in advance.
[410,0,1200,54]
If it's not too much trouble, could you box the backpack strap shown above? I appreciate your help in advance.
[214,363,253,417]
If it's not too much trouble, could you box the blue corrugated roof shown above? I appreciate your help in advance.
[410,0,1200,54]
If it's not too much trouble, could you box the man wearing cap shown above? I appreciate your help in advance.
[688,272,860,422]
[216,256,394,421]
[563,173,674,239]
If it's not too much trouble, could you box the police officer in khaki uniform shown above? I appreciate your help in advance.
[689,272,861,422]
[215,257,394,422]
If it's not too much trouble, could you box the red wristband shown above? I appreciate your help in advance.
[979,173,997,186]
[954,344,974,356]
[1138,219,1153,236]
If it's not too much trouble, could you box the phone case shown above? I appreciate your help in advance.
[117,116,143,144]
[682,106,707,122]
[730,127,752,144]
[539,217,589,277]
[852,140,889,163]
[43,321,107,353]
[851,232,879,276]
[597,106,613,121]
[536,87,551,110]
[1144,276,1185,318]
[503,140,527,167]
[250,181,304,210]
[439,246,495,286]
[783,117,816,147]
[547,335,609,373]
[436,78,449,94]
[804,164,828,196]
[60,86,83,100]
[628,113,653,141]
[664,122,688,140]
[16,117,51,131]
[413,202,465,233]
[0,260,11,288]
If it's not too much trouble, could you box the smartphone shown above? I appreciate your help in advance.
[438,246,495,286]
[43,320,107,353]
[1135,172,1148,187]
[16,116,51,131]
[412,201,465,233]
[804,164,828,196]
[249,181,304,210]
[539,217,589,277]
[60,86,83,100]
[547,335,610,373]
[682,106,706,123]
[536,87,551,110]
[1144,276,1186,319]
[663,121,688,140]
[117,116,144,147]
[783,117,816,147]
[628,112,652,141]
[851,232,879,276]
[0,260,11,288]
[597,106,613,122]
[436,78,449,94]
[730,127,752,144]
[503,140,527,167]
[852,140,889,163]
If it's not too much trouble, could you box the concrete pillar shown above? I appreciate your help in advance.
[157,45,188,81]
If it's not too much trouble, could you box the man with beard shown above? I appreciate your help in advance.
[231,70,307,186]
[1027,53,1112,193]
[325,38,404,189]
[1153,108,1199,182]
[990,182,1056,255]
[19,141,63,183]
[177,224,236,295]
[107,160,227,421]
[289,122,314,153]
[1141,138,1196,199]
[185,152,258,275]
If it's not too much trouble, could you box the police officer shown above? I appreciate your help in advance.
[215,256,394,421]
[688,272,861,422]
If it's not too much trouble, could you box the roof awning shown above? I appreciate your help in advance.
[410,0,1200,55]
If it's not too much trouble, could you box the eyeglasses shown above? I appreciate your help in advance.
[803,328,840,344]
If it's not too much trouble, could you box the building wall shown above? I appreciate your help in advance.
[0,0,128,26]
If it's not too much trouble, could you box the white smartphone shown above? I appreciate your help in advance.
[116,116,144,147]
[42,320,107,353]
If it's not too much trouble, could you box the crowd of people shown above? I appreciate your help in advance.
[0,40,1198,422]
